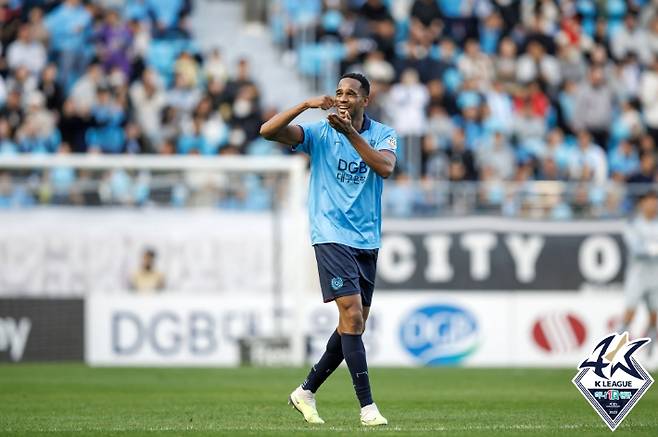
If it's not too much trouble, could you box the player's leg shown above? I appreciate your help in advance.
[289,244,361,424]
[362,306,370,330]
[352,247,387,426]
[301,244,363,392]
[335,294,387,426]
[335,293,370,403]
[300,329,343,393]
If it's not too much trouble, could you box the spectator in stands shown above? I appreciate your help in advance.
[358,0,396,60]
[58,98,92,153]
[445,127,478,181]
[95,8,133,77]
[44,0,92,89]
[130,248,165,293]
[0,118,17,155]
[70,62,104,110]
[494,37,518,89]
[6,65,37,98]
[609,139,641,178]
[387,68,428,142]
[476,130,515,180]
[628,153,657,184]
[27,7,49,47]
[49,142,76,204]
[86,86,126,154]
[556,43,587,84]
[572,67,614,150]
[204,47,229,84]
[39,64,65,112]
[612,12,648,64]
[458,38,494,90]
[409,0,442,46]
[516,39,561,89]
[7,24,47,77]
[167,72,201,114]
[485,80,513,133]
[231,85,261,143]
[16,93,58,154]
[568,130,608,185]
[538,128,572,172]
[129,68,166,145]
[0,89,24,133]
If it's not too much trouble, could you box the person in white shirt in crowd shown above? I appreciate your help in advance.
[612,12,650,65]
[129,68,166,145]
[7,24,47,77]
[387,68,428,139]
[458,38,494,90]
[516,40,561,88]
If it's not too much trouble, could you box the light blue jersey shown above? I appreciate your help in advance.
[294,115,397,249]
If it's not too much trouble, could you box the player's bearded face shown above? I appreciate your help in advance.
[335,81,367,119]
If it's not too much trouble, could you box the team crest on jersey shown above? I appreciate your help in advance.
[385,136,397,150]
[572,332,653,431]
[331,277,344,290]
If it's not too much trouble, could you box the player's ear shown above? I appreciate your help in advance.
[362,95,369,107]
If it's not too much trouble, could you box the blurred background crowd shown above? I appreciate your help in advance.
[0,0,657,217]
[271,0,658,218]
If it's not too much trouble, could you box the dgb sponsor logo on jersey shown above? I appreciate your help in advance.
[399,304,479,365]
[336,159,367,184]
[572,332,653,431]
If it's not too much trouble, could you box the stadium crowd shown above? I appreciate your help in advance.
[274,0,658,217]
[0,0,278,207]
[0,0,657,217]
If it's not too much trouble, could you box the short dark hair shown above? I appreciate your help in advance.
[340,73,370,96]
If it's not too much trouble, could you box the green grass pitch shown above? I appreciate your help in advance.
[0,364,656,436]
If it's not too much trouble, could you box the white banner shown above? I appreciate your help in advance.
[303,292,640,367]
[84,291,644,367]
[0,209,275,295]
[85,294,276,366]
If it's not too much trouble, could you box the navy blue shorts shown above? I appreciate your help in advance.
[313,243,378,307]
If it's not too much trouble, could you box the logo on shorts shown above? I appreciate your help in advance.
[331,277,344,290]
[572,332,653,431]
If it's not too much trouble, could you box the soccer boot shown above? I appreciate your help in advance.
[288,386,325,424]
[360,402,388,426]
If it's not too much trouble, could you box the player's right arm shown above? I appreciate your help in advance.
[259,96,334,146]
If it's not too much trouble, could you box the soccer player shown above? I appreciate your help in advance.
[620,190,658,357]
[259,73,396,426]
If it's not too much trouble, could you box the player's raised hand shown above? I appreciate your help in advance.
[328,110,353,135]
[305,95,335,110]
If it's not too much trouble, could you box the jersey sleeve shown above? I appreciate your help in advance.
[292,120,325,155]
[375,126,398,155]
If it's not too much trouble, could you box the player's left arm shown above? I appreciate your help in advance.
[328,112,396,178]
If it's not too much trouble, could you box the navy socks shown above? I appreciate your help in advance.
[341,333,373,407]
[302,329,343,393]
[301,330,374,408]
